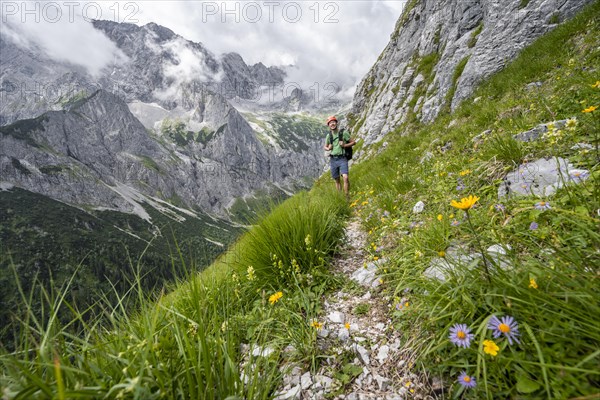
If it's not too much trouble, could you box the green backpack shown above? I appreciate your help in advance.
[328,129,353,160]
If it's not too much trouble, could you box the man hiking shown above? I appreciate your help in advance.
[323,116,356,198]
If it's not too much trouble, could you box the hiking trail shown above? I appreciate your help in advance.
[274,217,440,399]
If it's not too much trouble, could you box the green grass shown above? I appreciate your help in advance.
[0,185,349,398]
[467,22,484,48]
[1,1,599,399]
[349,2,600,397]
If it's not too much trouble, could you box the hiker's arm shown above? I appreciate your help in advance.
[343,138,356,148]
[324,142,332,150]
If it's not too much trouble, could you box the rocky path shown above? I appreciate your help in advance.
[274,218,439,400]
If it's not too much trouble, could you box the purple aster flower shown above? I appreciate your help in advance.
[383,211,390,218]
[534,201,551,211]
[458,371,476,388]
[456,184,465,191]
[494,204,506,212]
[451,219,461,227]
[529,221,538,230]
[449,324,474,348]
[488,315,520,345]
[569,170,590,182]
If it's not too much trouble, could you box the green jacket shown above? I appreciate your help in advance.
[326,129,351,156]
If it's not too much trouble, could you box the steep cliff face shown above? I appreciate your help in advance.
[351,0,594,145]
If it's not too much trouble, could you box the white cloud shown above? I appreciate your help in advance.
[1,1,406,98]
[153,36,225,101]
[2,1,128,76]
[130,1,406,100]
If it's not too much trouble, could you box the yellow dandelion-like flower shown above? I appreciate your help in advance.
[373,256,379,261]
[483,339,499,356]
[459,169,472,176]
[269,291,283,305]
[437,214,443,221]
[345,322,350,330]
[450,195,480,210]
[591,81,600,89]
[310,320,323,330]
[362,201,369,205]
[438,251,446,257]
[405,381,412,387]
[529,278,538,289]
[582,105,598,113]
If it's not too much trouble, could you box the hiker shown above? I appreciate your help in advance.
[323,116,356,197]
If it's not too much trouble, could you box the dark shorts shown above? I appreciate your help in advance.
[330,156,349,179]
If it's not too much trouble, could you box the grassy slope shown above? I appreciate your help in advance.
[346,2,599,398]
[1,2,599,399]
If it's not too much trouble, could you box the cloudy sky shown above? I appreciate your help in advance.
[2,1,405,99]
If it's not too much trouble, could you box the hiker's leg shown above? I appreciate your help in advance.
[331,158,342,191]
[342,174,350,196]
[340,159,350,197]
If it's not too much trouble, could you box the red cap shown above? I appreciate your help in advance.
[326,116,338,125]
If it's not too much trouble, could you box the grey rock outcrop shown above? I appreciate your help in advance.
[351,0,593,145]
[498,157,590,198]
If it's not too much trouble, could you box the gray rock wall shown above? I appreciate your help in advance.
[351,0,594,145]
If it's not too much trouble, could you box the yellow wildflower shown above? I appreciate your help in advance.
[362,201,369,205]
[438,251,446,257]
[450,195,480,210]
[310,320,323,330]
[582,105,598,113]
[591,81,600,88]
[529,278,538,289]
[483,339,499,356]
[437,214,443,221]
[459,169,472,176]
[269,291,283,305]
[345,322,350,330]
